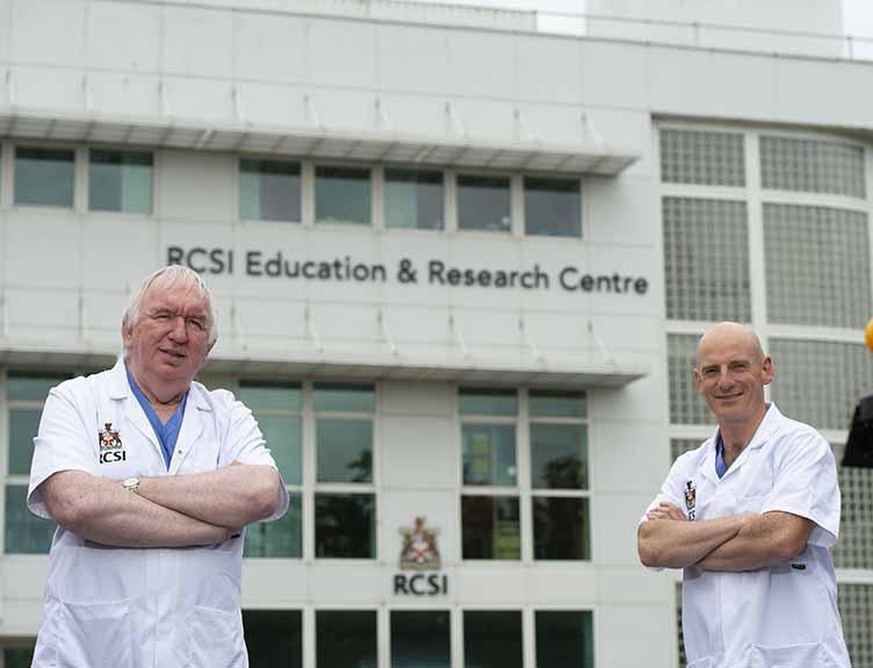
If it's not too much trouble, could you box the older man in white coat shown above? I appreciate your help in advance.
[638,322,850,668]
[27,265,288,667]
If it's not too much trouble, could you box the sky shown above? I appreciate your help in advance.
[410,0,873,40]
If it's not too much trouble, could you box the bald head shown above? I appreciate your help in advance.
[696,322,765,369]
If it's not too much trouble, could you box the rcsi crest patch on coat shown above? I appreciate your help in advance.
[98,422,126,463]
[684,480,697,521]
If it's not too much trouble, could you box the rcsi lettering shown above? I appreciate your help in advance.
[167,246,233,275]
[393,573,449,596]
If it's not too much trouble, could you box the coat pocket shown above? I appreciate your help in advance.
[180,605,246,668]
[54,599,133,667]
[748,641,829,667]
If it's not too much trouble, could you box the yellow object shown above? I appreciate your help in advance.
[866,318,873,352]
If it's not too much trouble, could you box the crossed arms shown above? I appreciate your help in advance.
[41,464,283,549]
[637,502,813,572]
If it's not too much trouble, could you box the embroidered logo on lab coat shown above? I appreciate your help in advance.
[98,422,126,463]
[685,480,697,520]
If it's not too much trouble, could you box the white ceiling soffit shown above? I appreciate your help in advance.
[0,111,639,176]
[0,347,647,389]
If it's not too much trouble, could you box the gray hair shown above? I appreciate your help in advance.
[122,265,218,348]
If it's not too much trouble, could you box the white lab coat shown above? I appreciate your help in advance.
[27,358,289,668]
[642,404,851,668]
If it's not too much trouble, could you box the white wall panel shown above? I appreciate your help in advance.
[10,0,85,67]
[579,41,649,110]
[11,67,84,112]
[593,420,671,493]
[584,175,656,246]
[3,212,82,288]
[305,20,377,89]
[376,26,449,95]
[162,6,233,77]
[162,77,235,123]
[446,30,515,99]
[379,415,456,489]
[591,493,653,564]
[85,72,160,117]
[597,603,677,668]
[236,82,309,127]
[234,13,307,84]
[81,217,159,289]
[380,380,453,417]
[513,34,582,105]
[86,2,161,72]
[156,151,235,221]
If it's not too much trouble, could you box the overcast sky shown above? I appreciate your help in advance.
[416,0,873,38]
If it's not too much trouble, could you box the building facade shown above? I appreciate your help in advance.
[0,0,872,666]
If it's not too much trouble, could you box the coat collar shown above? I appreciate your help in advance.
[701,403,783,483]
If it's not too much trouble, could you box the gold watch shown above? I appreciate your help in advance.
[122,477,141,494]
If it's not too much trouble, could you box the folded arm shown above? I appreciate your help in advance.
[637,502,750,568]
[695,510,813,571]
[41,470,233,548]
[134,462,283,529]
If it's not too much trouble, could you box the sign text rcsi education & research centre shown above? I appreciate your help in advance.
[168,246,650,295]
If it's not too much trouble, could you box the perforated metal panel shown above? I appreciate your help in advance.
[660,129,745,186]
[764,204,870,328]
[769,339,873,431]
[761,135,866,198]
[668,334,714,425]
[663,197,751,322]
[838,583,873,667]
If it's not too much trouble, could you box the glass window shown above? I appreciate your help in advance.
[316,610,377,668]
[243,610,302,668]
[89,149,153,214]
[317,419,372,483]
[390,610,450,668]
[461,495,520,560]
[463,610,523,668]
[530,424,587,490]
[660,128,745,187]
[314,385,374,484]
[5,485,55,554]
[385,169,444,230]
[763,204,869,329]
[535,610,594,668]
[524,177,581,237]
[662,196,750,323]
[462,424,516,486]
[760,135,865,198]
[457,175,511,232]
[315,493,375,558]
[529,390,587,419]
[314,384,375,413]
[6,375,63,555]
[533,497,590,560]
[15,147,75,207]
[244,493,302,558]
[3,648,35,668]
[240,159,301,222]
[459,388,516,416]
[315,166,371,225]
[238,384,302,485]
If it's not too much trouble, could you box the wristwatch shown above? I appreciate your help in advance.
[122,477,141,494]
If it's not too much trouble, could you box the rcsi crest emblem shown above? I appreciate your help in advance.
[98,422,126,464]
[684,480,697,521]
[399,516,441,571]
